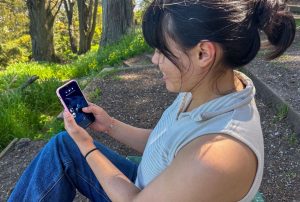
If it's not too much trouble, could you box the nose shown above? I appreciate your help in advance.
[151,50,160,65]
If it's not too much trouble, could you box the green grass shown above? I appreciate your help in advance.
[273,104,289,122]
[88,88,102,102]
[0,30,151,151]
[296,19,300,27]
[287,133,299,145]
[112,75,122,81]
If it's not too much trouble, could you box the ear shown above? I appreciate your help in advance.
[195,41,216,69]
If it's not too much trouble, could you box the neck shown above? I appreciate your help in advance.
[186,69,243,112]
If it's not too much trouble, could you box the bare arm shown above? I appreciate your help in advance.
[80,133,257,202]
[107,119,152,153]
[82,102,152,153]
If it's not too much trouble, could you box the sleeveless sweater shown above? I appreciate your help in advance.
[134,71,264,202]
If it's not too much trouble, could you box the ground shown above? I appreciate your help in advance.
[1,17,300,201]
[0,66,299,201]
[246,30,300,114]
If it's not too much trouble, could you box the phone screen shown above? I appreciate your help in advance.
[58,80,95,128]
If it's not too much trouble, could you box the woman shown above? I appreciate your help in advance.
[9,0,295,201]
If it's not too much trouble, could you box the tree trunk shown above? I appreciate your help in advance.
[77,0,98,54]
[26,0,62,62]
[100,0,134,47]
[64,0,78,53]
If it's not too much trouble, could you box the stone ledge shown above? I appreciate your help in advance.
[242,67,300,136]
[0,138,18,160]
[289,5,300,14]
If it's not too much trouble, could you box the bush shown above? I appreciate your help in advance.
[97,30,152,66]
[0,31,151,151]
[0,91,39,150]
[0,34,31,68]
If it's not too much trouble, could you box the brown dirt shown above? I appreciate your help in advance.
[1,66,299,201]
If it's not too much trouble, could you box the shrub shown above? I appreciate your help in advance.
[0,31,151,151]
[0,34,31,67]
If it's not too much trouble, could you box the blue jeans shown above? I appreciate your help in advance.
[8,131,139,202]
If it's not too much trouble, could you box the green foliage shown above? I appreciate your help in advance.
[0,31,150,151]
[134,0,152,24]
[0,1,29,68]
[53,5,103,61]
[0,92,32,150]
[112,75,122,81]
[92,6,103,45]
[134,9,144,25]
[287,133,299,145]
[0,1,28,42]
[296,19,300,28]
[54,20,72,58]
[0,3,102,67]
[97,30,152,66]
[283,132,299,146]
[0,35,31,68]
[88,88,102,102]
[273,104,289,122]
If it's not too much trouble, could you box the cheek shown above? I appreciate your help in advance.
[164,67,183,92]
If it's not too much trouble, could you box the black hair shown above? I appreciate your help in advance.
[142,0,296,68]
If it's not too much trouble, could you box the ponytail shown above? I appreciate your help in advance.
[253,0,296,60]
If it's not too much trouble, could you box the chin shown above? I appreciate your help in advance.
[165,84,180,93]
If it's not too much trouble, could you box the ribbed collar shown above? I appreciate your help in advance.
[177,71,255,121]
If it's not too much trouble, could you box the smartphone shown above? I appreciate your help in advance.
[56,80,95,128]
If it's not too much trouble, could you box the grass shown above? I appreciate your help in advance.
[88,88,102,102]
[273,104,289,122]
[0,30,151,151]
[283,132,299,146]
[296,19,300,28]
[288,133,299,145]
[112,75,122,81]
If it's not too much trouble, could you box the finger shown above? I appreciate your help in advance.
[63,109,77,128]
[82,102,96,112]
[83,104,102,114]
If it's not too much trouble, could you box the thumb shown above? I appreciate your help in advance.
[82,106,93,113]
[82,103,98,114]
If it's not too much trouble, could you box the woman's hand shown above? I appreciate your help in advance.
[82,102,113,133]
[63,109,95,155]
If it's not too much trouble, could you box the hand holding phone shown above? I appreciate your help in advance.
[81,102,114,133]
[57,80,95,128]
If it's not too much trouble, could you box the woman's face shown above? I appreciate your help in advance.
[152,40,210,93]
[152,49,183,92]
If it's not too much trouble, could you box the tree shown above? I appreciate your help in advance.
[26,0,63,62]
[77,0,99,54]
[100,0,134,47]
[63,0,78,53]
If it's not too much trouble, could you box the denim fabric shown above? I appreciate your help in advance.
[8,131,139,202]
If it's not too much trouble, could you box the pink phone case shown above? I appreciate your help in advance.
[56,79,89,112]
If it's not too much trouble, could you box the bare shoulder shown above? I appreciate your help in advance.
[134,134,257,202]
[179,133,257,172]
[176,133,258,200]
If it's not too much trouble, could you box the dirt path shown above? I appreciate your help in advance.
[1,66,299,201]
